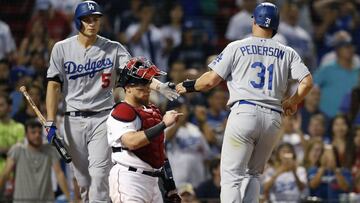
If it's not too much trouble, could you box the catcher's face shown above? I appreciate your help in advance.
[127,83,151,105]
[81,15,101,36]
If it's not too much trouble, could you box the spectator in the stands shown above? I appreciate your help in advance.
[345,126,360,186]
[263,143,307,202]
[196,156,221,203]
[9,67,35,117]
[304,114,330,147]
[125,2,166,70]
[303,139,324,170]
[0,59,11,94]
[319,31,360,68]
[0,19,16,62]
[13,84,44,125]
[115,0,141,45]
[312,0,358,62]
[278,2,315,69]
[161,3,184,56]
[169,20,215,70]
[0,119,70,202]
[0,93,25,175]
[225,0,257,41]
[299,85,328,135]
[308,145,352,202]
[28,0,71,41]
[178,183,200,203]
[330,114,351,167]
[166,97,211,188]
[17,19,54,66]
[314,30,360,118]
[191,87,229,156]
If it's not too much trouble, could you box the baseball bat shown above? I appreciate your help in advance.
[19,86,72,163]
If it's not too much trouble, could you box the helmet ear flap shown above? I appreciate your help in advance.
[117,68,130,87]
[75,18,82,31]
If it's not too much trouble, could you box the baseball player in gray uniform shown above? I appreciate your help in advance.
[45,1,178,202]
[176,2,313,203]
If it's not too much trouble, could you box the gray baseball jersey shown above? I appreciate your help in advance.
[209,36,310,112]
[47,35,131,112]
[209,36,311,203]
[47,35,131,201]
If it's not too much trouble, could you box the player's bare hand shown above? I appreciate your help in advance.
[282,99,297,116]
[163,110,183,127]
[175,83,187,94]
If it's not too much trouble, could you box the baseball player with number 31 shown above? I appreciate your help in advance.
[45,1,178,202]
[176,2,313,203]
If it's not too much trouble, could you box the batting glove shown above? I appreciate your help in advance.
[157,82,179,101]
[44,121,57,144]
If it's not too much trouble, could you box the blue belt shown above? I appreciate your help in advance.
[238,100,282,114]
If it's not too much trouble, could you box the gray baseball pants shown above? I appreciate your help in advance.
[220,102,282,203]
[63,110,112,203]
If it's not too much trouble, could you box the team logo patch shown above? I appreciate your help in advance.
[64,58,114,80]
[212,53,223,65]
[87,2,95,10]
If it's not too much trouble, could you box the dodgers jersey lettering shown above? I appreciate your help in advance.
[47,35,131,112]
[209,36,310,111]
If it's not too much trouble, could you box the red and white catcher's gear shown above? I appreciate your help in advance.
[111,102,165,169]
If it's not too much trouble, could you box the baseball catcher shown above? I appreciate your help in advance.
[107,57,181,203]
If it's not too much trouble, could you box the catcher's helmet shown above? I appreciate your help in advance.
[74,1,103,31]
[252,2,279,31]
[118,57,166,87]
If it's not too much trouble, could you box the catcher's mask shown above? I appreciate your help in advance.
[118,57,166,87]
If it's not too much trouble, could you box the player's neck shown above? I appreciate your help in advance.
[252,25,273,38]
[252,32,272,39]
[77,33,98,49]
[124,97,143,108]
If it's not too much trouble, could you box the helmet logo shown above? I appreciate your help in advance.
[265,18,271,27]
[87,2,95,10]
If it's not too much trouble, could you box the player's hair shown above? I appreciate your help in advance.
[25,118,42,132]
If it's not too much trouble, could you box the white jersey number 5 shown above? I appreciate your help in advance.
[250,62,274,90]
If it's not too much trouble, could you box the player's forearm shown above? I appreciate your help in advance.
[122,122,167,150]
[165,123,180,141]
[194,71,223,91]
[289,74,313,105]
[121,132,150,150]
[56,171,71,200]
[46,81,61,121]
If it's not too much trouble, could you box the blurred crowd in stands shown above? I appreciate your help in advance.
[0,0,360,202]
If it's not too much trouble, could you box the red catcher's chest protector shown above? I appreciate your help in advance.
[133,105,165,169]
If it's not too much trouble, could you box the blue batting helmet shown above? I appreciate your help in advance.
[252,2,279,31]
[74,1,103,31]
